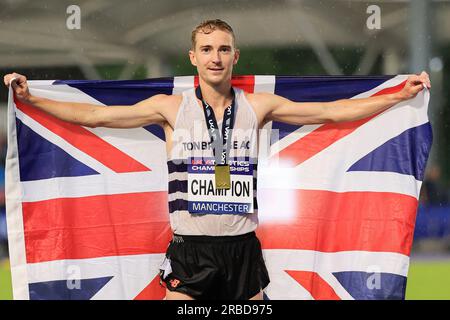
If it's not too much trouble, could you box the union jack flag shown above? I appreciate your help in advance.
[5,75,431,300]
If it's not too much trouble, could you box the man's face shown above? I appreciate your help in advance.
[189,29,239,86]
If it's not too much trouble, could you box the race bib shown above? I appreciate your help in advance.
[187,157,254,215]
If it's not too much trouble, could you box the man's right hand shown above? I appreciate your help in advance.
[3,72,31,103]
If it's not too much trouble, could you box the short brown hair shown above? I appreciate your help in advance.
[191,19,235,49]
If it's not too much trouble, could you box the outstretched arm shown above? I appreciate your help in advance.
[260,72,431,125]
[3,73,174,128]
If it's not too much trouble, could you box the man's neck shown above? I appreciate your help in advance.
[198,79,233,110]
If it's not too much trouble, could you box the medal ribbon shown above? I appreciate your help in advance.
[195,86,236,166]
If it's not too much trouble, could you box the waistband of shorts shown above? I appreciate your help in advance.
[172,231,256,243]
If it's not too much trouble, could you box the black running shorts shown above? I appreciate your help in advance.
[159,231,270,300]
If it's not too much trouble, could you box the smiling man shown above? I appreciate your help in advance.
[4,19,431,300]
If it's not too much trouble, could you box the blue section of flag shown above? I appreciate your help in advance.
[271,76,394,142]
[274,76,394,102]
[16,118,99,181]
[143,124,165,140]
[333,271,406,300]
[347,123,432,181]
[54,78,174,141]
[271,122,303,142]
[53,78,175,105]
[29,276,113,300]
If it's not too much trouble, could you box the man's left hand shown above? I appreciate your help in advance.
[398,71,431,101]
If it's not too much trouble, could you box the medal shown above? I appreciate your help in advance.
[196,86,236,190]
[215,164,231,189]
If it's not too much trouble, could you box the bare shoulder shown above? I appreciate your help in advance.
[244,92,279,127]
[245,92,276,108]
[244,91,283,112]
[146,93,183,108]
[140,93,182,116]
[143,93,183,128]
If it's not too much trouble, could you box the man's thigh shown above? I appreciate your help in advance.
[165,289,263,300]
[249,290,263,300]
[165,289,194,300]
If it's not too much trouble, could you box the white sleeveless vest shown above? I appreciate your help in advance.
[167,87,259,236]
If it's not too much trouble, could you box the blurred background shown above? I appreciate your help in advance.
[0,0,449,299]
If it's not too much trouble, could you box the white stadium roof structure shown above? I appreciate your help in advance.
[1,0,449,78]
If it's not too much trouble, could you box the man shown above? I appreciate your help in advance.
[4,19,430,300]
